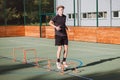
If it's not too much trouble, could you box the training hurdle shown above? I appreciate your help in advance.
[12,47,50,68]
[61,61,78,75]
[35,57,50,68]
[23,49,38,65]
[12,48,38,66]
[47,59,78,75]
[12,47,24,62]
[67,62,78,73]
[12,48,78,75]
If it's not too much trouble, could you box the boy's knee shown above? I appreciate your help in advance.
[64,49,68,53]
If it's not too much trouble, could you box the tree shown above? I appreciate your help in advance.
[5,0,24,25]
[0,0,54,25]
[0,0,5,25]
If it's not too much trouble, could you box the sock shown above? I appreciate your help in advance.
[63,58,66,62]
[57,58,60,62]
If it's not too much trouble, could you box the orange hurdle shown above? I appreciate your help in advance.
[12,48,39,66]
[12,47,24,62]
[46,59,78,75]
[23,49,38,66]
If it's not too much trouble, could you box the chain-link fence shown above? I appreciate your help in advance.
[0,0,120,27]
[0,0,56,26]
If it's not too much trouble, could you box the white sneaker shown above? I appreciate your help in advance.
[63,62,68,68]
[56,62,61,69]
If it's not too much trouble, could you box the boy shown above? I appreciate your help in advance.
[49,5,70,69]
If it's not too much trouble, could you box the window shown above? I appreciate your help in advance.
[68,14,71,19]
[98,12,103,18]
[72,14,75,18]
[88,13,91,18]
[113,11,118,17]
[91,12,96,18]
[98,12,107,18]
[113,11,120,18]
[83,13,87,18]
[68,14,72,19]
[67,13,77,20]
[82,11,107,19]
[104,12,107,18]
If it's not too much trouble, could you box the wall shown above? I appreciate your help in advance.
[45,26,97,42]
[97,27,120,44]
[73,27,97,42]
[45,26,120,44]
[0,26,45,38]
[46,26,54,39]
[25,26,40,38]
[0,26,25,37]
[0,26,5,37]
[25,26,46,38]
[0,26,120,44]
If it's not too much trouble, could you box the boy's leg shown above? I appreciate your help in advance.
[57,46,62,62]
[56,46,62,69]
[63,45,68,67]
[63,45,68,59]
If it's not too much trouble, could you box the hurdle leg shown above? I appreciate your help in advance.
[73,67,78,73]
[23,50,27,64]
[12,48,16,62]
[23,49,39,66]
[73,63,78,73]
[33,50,39,67]
[60,63,64,75]
[12,47,24,62]
[47,59,51,71]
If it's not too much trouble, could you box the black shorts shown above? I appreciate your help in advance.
[55,35,68,46]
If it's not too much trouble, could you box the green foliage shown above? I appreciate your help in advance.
[0,0,54,25]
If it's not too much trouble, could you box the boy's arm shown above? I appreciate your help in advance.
[49,20,56,28]
[66,26,70,31]
[49,20,61,31]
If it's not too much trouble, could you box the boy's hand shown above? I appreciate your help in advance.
[55,26,61,31]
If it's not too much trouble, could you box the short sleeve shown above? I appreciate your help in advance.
[64,16,67,27]
[51,16,57,22]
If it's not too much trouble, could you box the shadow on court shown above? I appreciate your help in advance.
[80,56,120,68]
[0,57,42,74]
[64,56,120,72]
[24,70,120,80]
[86,70,120,80]
[24,73,88,80]
[0,64,34,74]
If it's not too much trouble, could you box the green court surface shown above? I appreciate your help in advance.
[0,37,120,80]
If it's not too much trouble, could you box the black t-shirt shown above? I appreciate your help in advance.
[51,14,67,36]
